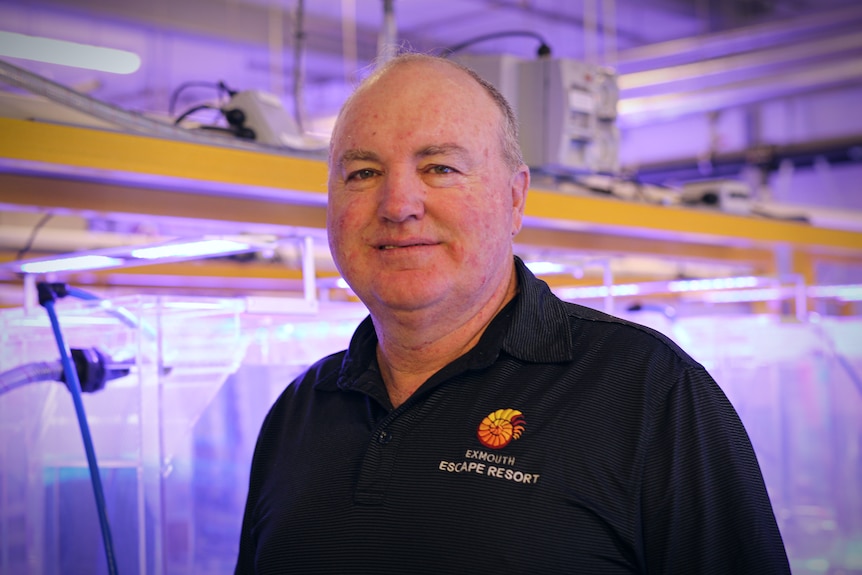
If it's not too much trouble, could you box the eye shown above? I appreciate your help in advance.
[427,165,457,175]
[345,168,378,182]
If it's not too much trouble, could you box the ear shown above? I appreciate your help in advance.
[509,164,530,237]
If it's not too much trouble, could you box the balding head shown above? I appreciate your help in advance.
[331,53,524,172]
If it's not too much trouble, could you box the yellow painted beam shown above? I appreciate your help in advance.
[3,118,861,257]
[0,117,329,196]
[526,188,862,254]
[0,174,328,229]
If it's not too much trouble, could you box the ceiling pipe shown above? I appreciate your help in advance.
[618,30,862,93]
[602,0,617,66]
[619,56,862,127]
[615,3,862,72]
[480,0,645,46]
[377,0,397,65]
[292,0,308,134]
[341,0,359,85]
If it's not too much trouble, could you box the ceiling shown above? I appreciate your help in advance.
[1,0,861,311]
[4,0,862,123]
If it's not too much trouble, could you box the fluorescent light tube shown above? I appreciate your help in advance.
[525,261,567,275]
[20,255,124,273]
[0,31,141,74]
[130,239,251,260]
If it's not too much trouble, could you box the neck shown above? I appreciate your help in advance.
[372,265,519,408]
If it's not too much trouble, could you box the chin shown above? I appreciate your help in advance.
[366,278,453,312]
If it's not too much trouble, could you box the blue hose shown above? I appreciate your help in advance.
[40,292,119,575]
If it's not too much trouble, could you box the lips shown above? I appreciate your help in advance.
[375,240,437,250]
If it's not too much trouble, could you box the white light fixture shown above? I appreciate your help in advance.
[5,236,275,275]
[525,261,567,275]
[0,31,141,74]
[668,276,760,293]
[131,239,251,260]
[808,284,862,302]
[19,255,124,274]
[557,283,642,300]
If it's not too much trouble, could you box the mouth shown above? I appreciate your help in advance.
[376,241,436,250]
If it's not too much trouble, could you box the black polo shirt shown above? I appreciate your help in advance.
[236,258,789,574]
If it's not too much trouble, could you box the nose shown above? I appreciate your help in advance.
[377,166,426,223]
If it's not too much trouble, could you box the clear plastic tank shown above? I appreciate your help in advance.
[1,295,860,574]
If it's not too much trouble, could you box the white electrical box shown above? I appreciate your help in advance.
[518,58,619,174]
[453,55,619,175]
[585,121,620,174]
[226,90,298,146]
[226,90,326,151]
[453,54,523,113]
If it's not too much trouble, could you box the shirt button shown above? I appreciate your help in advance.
[377,429,392,444]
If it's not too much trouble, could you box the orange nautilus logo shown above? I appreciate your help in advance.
[477,408,526,449]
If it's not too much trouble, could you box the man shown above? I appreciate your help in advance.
[235,53,790,574]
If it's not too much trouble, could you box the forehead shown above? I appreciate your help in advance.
[331,61,502,155]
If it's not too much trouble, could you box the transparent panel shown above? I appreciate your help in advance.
[2,295,860,574]
[0,293,364,575]
[644,314,862,575]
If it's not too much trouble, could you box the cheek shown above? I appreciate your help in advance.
[327,206,358,254]
[454,203,501,258]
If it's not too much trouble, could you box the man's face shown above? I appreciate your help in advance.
[326,60,527,318]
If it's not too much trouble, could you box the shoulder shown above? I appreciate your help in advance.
[257,350,347,431]
[563,300,701,369]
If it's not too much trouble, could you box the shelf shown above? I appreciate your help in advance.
[1,117,861,295]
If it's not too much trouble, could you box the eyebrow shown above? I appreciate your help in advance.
[337,148,380,170]
[417,143,470,161]
[335,143,472,170]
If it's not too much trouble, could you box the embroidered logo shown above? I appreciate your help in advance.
[477,408,526,449]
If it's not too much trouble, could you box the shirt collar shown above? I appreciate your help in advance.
[321,256,574,393]
[502,256,575,364]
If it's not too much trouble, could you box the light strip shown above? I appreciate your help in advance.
[130,239,251,260]
[808,284,862,302]
[557,284,641,299]
[0,31,141,74]
[525,261,568,275]
[19,255,124,273]
[668,276,760,292]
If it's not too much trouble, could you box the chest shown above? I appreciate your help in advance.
[251,366,648,573]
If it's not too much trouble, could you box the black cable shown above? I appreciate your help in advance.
[168,80,237,116]
[16,212,53,261]
[174,103,256,140]
[173,103,221,126]
[440,30,552,58]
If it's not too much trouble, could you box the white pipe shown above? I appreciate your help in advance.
[341,0,359,85]
[615,4,862,67]
[618,57,862,126]
[377,0,397,65]
[268,3,284,98]
[583,0,598,65]
[292,0,308,133]
[618,31,862,91]
[601,0,617,66]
